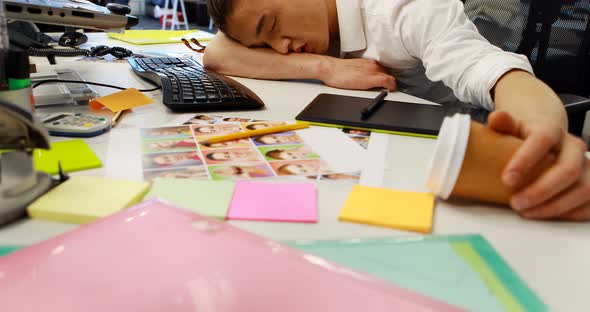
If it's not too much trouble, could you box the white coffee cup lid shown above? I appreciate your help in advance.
[426,114,471,199]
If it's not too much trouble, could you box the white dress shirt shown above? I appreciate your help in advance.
[335,0,534,110]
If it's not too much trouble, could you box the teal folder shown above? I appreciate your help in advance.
[0,246,22,256]
[288,235,546,312]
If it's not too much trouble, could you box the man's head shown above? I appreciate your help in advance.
[208,0,335,54]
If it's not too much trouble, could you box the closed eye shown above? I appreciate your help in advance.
[270,17,277,33]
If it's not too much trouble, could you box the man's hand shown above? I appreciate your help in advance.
[318,57,397,91]
[488,111,590,221]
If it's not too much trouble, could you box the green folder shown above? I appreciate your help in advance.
[288,234,547,312]
[0,246,22,256]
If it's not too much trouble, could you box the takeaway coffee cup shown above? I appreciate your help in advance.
[426,114,554,204]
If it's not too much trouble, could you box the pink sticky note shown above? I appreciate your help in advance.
[228,181,317,222]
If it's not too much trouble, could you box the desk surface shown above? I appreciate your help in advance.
[1,33,589,311]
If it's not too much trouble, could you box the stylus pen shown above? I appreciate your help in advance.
[360,91,388,119]
[111,109,127,128]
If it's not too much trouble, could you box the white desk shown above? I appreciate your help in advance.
[1,33,589,311]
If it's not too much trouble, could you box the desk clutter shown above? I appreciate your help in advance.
[27,177,317,224]
[1,200,546,311]
[139,113,364,182]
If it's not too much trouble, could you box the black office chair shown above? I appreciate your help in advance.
[462,0,590,138]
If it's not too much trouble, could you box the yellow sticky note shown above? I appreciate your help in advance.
[90,88,153,112]
[28,176,151,224]
[339,185,435,233]
[34,139,102,175]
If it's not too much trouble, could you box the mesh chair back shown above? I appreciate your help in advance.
[463,0,590,97]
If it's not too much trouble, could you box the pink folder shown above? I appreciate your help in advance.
[0,199,462,312]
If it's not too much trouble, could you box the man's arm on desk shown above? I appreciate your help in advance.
[491,70,590,221]
[203,32,396,91]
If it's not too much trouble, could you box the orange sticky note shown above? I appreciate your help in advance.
[90,88,153,112]
[339,185,435,233]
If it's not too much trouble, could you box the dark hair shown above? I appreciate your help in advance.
[265,149,284,160]
[207,0,233,32]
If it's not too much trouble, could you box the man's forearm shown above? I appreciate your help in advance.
[203,32,328,81]
[493,70,568,130]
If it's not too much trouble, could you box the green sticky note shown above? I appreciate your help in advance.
[34,139,102,174]
[27,176,151,224]
[144,179,235,220]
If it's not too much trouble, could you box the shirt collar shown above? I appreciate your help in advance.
[336,0,367,52]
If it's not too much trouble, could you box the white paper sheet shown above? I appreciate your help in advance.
[297,126,367,173]
[359,132,389,187]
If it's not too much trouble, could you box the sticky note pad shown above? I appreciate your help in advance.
[144,179,235,219]
[27,176,151,224]
[339,185,435,233]
[34,139,102,175]
[228,181,317,222]
[90,88,153,112]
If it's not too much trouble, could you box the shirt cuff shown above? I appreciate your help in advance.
[469,52,534,111]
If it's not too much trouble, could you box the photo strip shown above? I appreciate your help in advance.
[140,114,362,181]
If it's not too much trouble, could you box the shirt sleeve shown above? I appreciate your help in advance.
[397,0,533,110]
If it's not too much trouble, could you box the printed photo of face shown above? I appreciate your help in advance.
[143,138,197,153]
[199,138,253,150]
[143,151,202,169]
[321,172,360,181]
[143,166,209,181]
[349,136,370,149]
[203,148,262,165]
[342,128,371,137]
[243,121,286,131]
[270,159,322,176]
[259,144,318,161]
[191,124,243,136]
[184,114,222,125]
[253,132,303,146]
[142,126,192,138]
[222,117,252,123]
[209,163,274,180]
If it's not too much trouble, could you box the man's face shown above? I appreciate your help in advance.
[225,0,330,54]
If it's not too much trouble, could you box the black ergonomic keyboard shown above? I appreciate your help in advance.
[128,57,264,111]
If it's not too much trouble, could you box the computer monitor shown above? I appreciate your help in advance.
[3,0,138,30]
